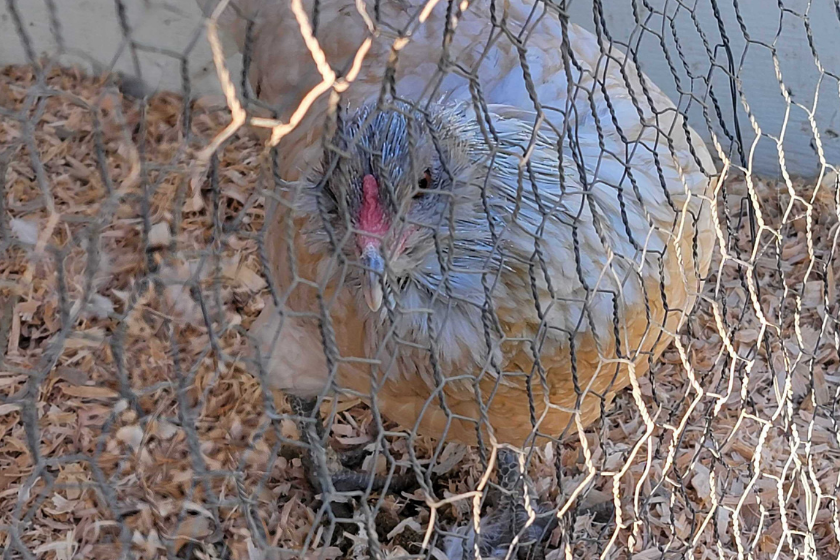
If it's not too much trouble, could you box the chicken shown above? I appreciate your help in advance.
[272,97,713,555]
[201,0,717,554]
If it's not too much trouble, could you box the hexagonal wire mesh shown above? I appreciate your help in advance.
[1,0,839,558]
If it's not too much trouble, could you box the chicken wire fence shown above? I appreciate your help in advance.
[1,0,840,559]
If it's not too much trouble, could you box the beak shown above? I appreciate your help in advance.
[360,246,385,312]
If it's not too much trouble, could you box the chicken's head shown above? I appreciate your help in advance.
[309,102,473,312]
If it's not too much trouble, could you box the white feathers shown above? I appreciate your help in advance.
[10,218,39,246]
[83,293,115,320]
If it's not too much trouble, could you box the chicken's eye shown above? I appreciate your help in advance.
[414,168,432,199]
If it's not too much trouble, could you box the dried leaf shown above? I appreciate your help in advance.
[236,265,267,292]
[149,222,171,248]
[0,404,21,415]
[116,425,144,451]
[33,533,76,560]
[691,463,712,504]
[172,515,213,552]
[60,385,119,400]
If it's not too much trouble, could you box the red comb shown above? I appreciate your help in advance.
[359,174,388,248]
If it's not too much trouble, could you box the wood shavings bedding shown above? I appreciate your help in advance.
[1,63,838,560]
